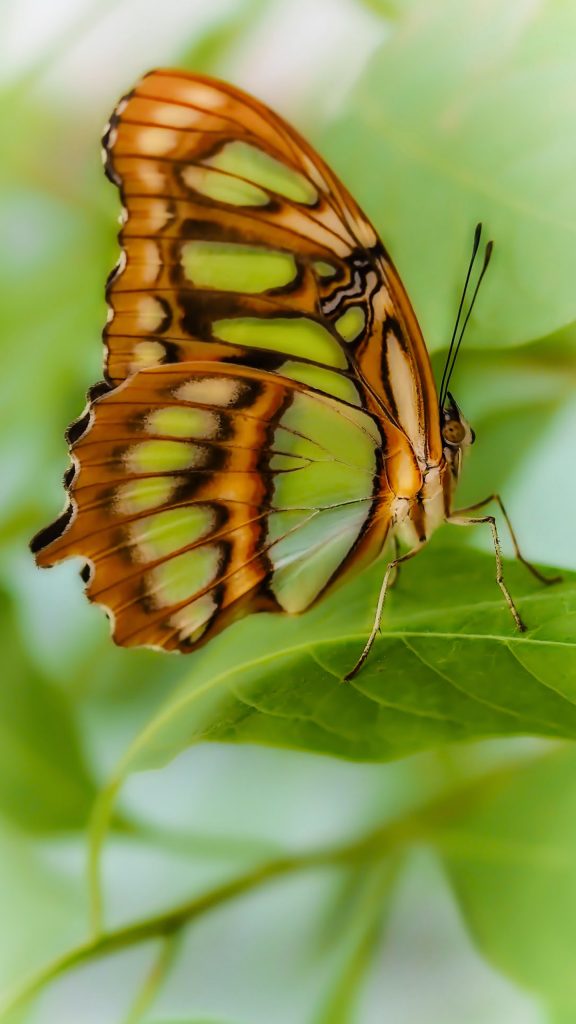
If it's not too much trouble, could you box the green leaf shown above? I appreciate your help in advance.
[0,823,86,1001]
[437,746,576,1011]
[323,0,576,350]
[0,588,95,831]
[100,545,575,777]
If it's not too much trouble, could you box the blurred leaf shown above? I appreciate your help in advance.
[142,868,372,1024]
[178,0,268,74]
[0,588,95,830]
[0,826,86,1001]
[355,0,416,17]
[315,861,398,1023]
[430,334,576,507]
[148,1019,236,1023]
[323,0,576,350]
[438,746,576,1011]
[96,546,575,780]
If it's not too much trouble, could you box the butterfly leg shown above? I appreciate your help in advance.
[344,545,422,683]
[452,494,562,585]
[388,536,402,590]
[447,511,527,632]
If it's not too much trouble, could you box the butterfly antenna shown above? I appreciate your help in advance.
[439,223,483,410]
[441,239,493,404]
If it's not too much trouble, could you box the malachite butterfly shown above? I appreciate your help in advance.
[31,69,559,679]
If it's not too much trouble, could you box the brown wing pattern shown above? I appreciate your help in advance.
[103,69,442,464]
[33,364,391,651]
[31,70,440,655]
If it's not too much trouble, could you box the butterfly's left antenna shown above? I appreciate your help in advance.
[438,223,482,409]
[439,224,494,409]
[440,237,494,407]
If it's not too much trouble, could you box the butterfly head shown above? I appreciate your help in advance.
[441,391,475,478]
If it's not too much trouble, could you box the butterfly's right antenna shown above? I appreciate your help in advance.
[439,223,482,410]
[442,239,493,405]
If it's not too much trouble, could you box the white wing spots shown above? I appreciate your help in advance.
[130,340,166,371]
[175,376,249,407]
[146,407,221,439]
[147,102,205,129]
[115,476,178,514]
[104,125,117,149]
[386,333,422,455]
[204,141,318,205]
[136,295,167,332]
[111,249,127,280]
[135,240,162,286]
[301,154,331,193]
[181,166,269,207]
[270,206,351,257]
[149,544,223,607]
[137,126,179,156]
[171,81,227,111]
[129,505,216,562]
[126,439,210,473]
[169,594,217,642]
[317,204,352,239]
[135,162,167,193]
[334,306,365,342]
[353,216,377,247]
[141,198,173,233]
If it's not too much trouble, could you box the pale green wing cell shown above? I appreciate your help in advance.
[204,141,319,205]
[181,241,298,293]
[268,502,373,613]
[266,392,379,611]
[213,316,347,368]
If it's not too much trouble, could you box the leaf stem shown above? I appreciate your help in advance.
[121,932,181,1024]
[0,760,521,1021]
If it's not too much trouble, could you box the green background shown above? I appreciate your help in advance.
[1,0,575,1021]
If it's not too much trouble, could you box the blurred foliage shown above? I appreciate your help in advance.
[0,0,575,1022]
[0,590,95,831]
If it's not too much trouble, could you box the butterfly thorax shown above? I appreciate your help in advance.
[383,391,474,551]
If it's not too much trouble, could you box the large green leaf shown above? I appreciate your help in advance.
[102,545,575,778]
[323,0,576,350]
[437,746,576,1013]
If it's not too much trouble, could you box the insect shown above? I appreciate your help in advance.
[30,69,559,680]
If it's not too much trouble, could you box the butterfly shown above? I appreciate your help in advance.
[30,69,559,679]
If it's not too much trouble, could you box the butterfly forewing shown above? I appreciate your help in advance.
[104,69,441,463]
[32,69,441,653]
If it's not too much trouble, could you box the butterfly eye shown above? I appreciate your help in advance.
[442,419,466,445]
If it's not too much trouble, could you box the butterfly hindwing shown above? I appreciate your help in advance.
[33,364,393,651]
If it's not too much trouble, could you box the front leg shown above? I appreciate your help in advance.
[344,545,422,682]
[453,493,561,585]
[447,511,527,632]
